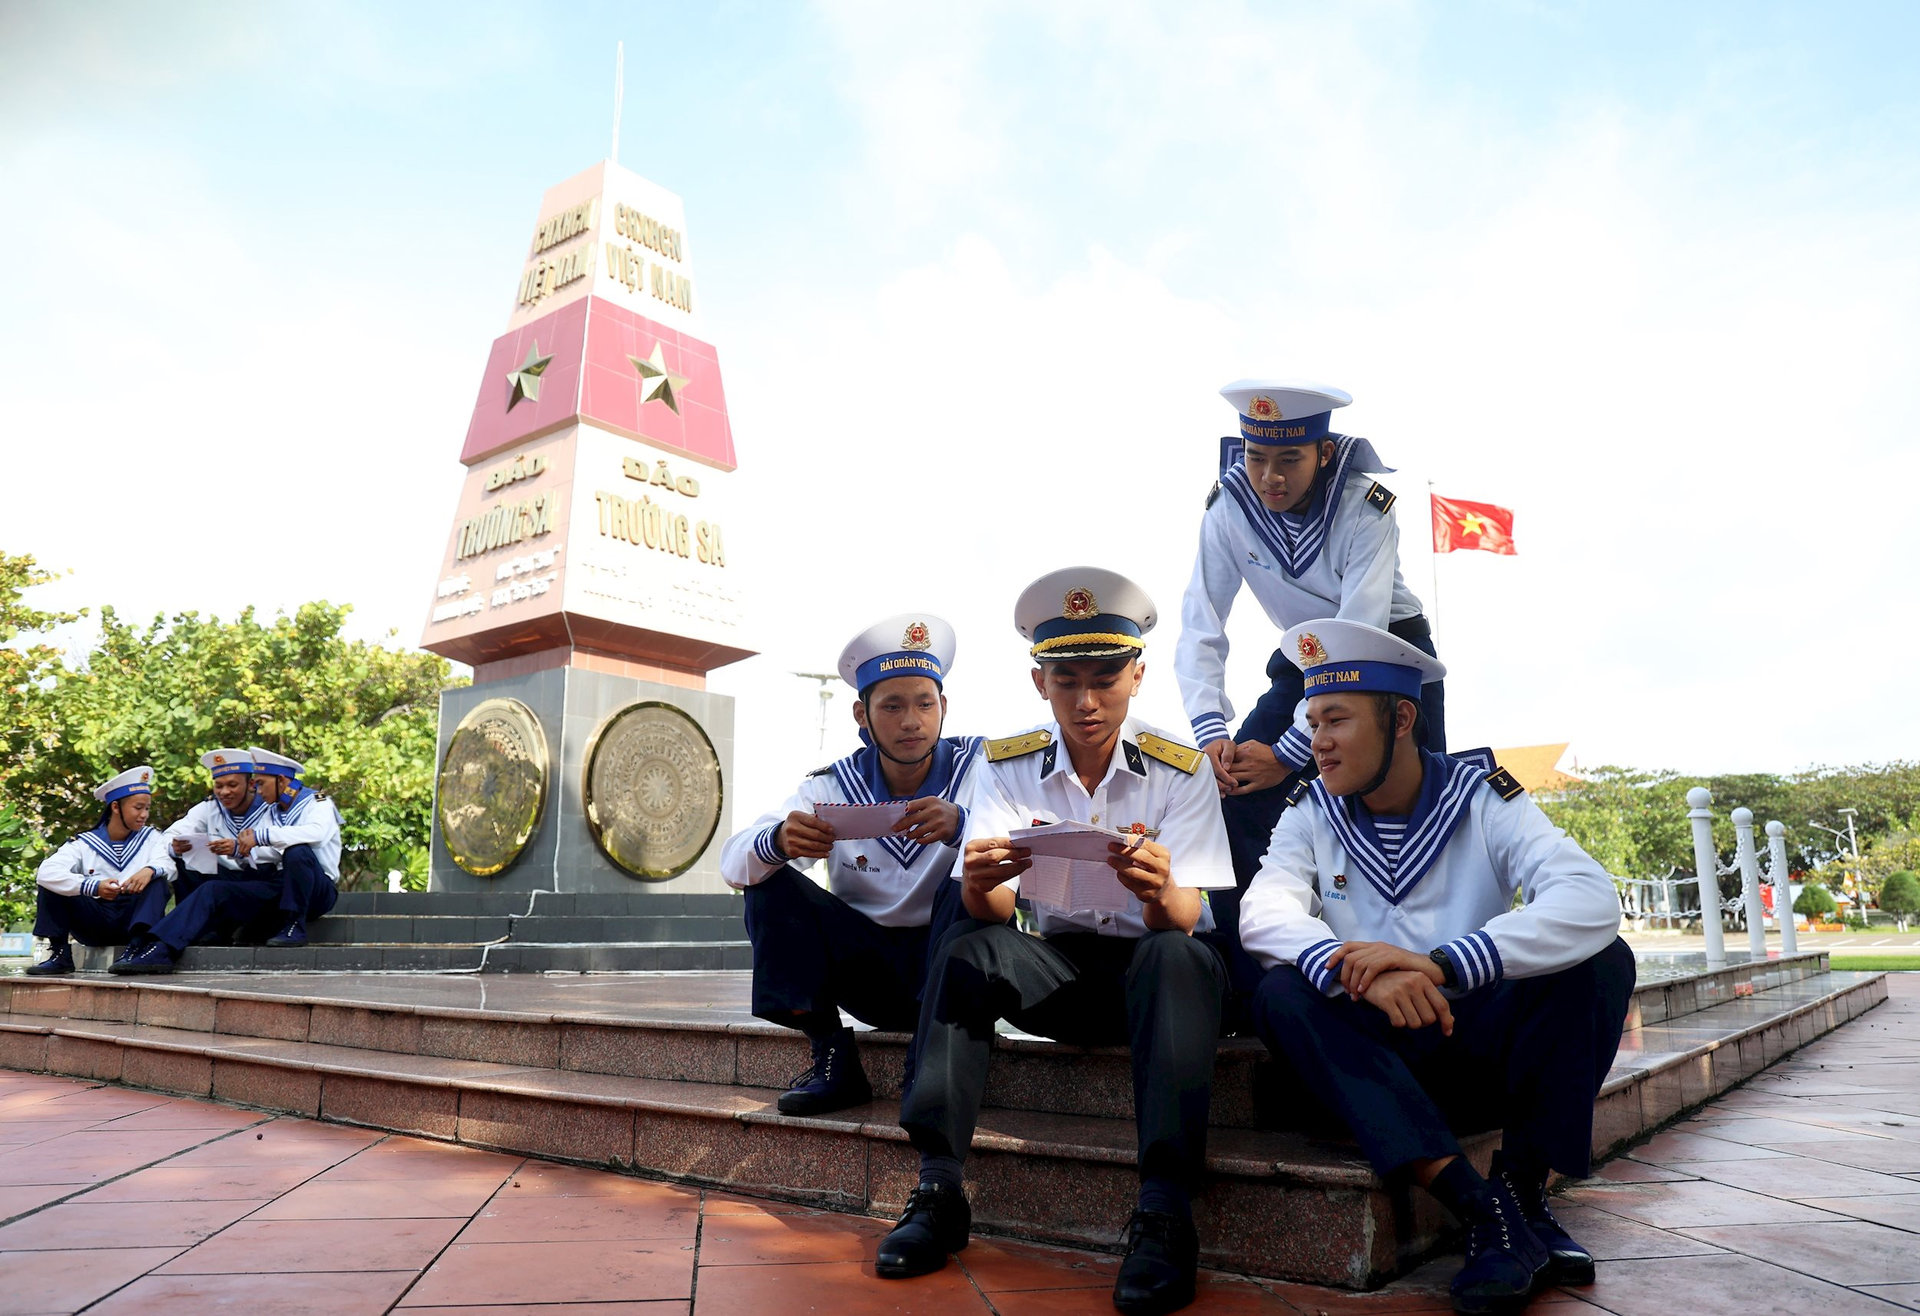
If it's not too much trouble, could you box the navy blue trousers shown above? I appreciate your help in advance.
[33,881,172,946]
[899,924,1227,1189]
[148,845,338,954]
[743,865,967,1032]
[1252,937,1637,1178]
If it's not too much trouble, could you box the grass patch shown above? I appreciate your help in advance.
[1820,953,1920,970]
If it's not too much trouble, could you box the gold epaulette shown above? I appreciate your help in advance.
[1485,766,1525,801]
[986,730,1053,762]
[1365,482,1397,514]
[1135,733,1203,775]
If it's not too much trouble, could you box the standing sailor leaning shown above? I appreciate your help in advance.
[26,766,174,976]
[720,614,982,1116]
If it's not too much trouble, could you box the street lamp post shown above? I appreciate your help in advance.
[1808,810,1868,923]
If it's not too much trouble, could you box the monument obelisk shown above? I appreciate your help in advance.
[420,159,755,895]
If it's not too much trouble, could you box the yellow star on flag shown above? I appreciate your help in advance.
[1457,512,1491,537]
[629,342,690,415]
[505,342,553,410]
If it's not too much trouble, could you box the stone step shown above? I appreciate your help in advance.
[292,913,742,945]
[0,964,1886,1287]
[70,940,754,974]
[328,891,741,917]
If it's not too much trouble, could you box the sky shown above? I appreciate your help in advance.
[3,0,1918,823]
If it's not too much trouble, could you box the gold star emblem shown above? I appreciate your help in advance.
[1457,512,1490,536]
[506,342,553,410]
[629,342,690,415]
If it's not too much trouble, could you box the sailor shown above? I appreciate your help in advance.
[719,614,983,1117]
[26,766,175,976]
[161,748,269,902]
[1176,381,1445,915]
[1238,620,1632,1316]
[112,747,342,974]
[880,569,1232,1316]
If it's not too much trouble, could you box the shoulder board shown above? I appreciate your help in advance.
[314,792,330,801]
[805,766,833,778]
[986,730,1053,762]
[1485,766,1526,801]
[1283,773,1315,807]
[1365,482,1397,514]
[1135,733,1202,774]
[1204,481,1221,510]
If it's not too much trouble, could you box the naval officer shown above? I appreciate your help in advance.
[881,569,1232,1316]
[26,766,175,976]
[162,748,269,902]
[1239,620,1632,1316]
[1176,382,1444,910]
[112,747,343,973]
[720,614,983,1117]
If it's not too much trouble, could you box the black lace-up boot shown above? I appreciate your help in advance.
[1492,1150,1592,1285]
[775,1026,872,1116]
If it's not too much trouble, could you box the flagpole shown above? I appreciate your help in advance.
[1427,480,1441,638]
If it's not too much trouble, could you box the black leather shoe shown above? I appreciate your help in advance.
[108,940,176,976]
[26,943,74,976]
[776,1027,872,1116]
[1451,1176,1550,1315]
[1113,1209,1199,1315]
[1492,1151,1593,1285]
[876,1180,971,1278]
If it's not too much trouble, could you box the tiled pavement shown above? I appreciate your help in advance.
[2,979,1919,1316]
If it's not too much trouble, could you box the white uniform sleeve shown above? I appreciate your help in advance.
[258,801,340,851]
[950,760,1025,889]
[1154,762,1235,893]
[719,777,831,889]
[162,801,212,843]
[131,829,174,880]
[1433,797,1623,991]
[1238,806,1347,994]
[1272,703,1315,773]
[35,837,95,898]
[1175,503,1244,748]
[1331,492,1401,626]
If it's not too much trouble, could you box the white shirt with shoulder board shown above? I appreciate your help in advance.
[163,796,274,873]
[253,787,344,880]
[1177,467,1423,768]
[1238,749,1621,997]
[36,825,175,898]
[720,736,985,928]
[955,717,1234,939]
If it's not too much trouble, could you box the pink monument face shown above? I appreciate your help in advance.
[421,161,754,678]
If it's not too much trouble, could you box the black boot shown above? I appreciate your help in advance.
[776,1026,872,1116]
[1112,1209,1199,1314]
[26,941,73,976]
[1492,1151,1593,1285]
[876,1180,971,1278]
[1450,1174,1550,1315]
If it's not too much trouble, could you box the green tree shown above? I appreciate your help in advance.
[1879,871,1920,923]
[1794,882,1838,919]
[1538,766,1693,883]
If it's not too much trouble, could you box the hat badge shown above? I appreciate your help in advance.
[901,621,931,651]
[139,770,150,783]
[1062,587,1098,620]
[1249,395,1282,422]
[212,754,226,765]
[1297,631,1329,667]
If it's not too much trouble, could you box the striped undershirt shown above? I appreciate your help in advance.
[1371,817,1408,867]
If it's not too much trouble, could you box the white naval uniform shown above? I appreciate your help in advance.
[36,826,174,898]
[1177,456,1422,761]
[163,797,273,873]
[1238,750,1621,997]
[721,736,984,928]
[254,788,344,880]
[957,717,1234,938]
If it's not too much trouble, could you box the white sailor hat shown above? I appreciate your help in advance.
[93,766,155,803]
[1220,379,1351,447]
[1281,619,1446,700]
[248,747,304,779]
[1015,567,1157,662]
[200,748,254,778]
[838,614,957,694]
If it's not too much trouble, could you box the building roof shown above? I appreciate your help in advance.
[1489,743,1578,793]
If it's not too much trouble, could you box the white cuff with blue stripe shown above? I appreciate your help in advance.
[943,805,969,847]
[752,825,788,867]
[1274,725,1314,771]
[1437,931,1503,991]
[1190,712,1230,746]
[82,877,100,897]
[1296,938,1344,995]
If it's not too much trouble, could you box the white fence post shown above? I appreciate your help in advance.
[1767,821,1798,955]
[1731,808,1767,958]
[1687,787,1727,966]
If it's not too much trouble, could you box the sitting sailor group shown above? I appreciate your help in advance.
[28,747,343,977]
[723,381,1631,1316]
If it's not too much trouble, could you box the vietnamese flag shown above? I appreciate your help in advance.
[1431,494,1517,555]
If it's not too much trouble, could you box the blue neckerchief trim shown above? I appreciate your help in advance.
[1217,434,1365,577]
[77,825,154,872]
[1309,748,1484,906]
[219,797,271,834]
[828,735,982,869]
